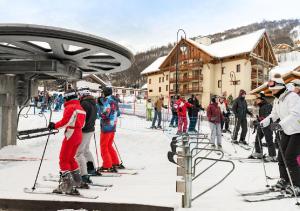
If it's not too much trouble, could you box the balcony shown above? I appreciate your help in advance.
[167,62,203,72]
[169,86,203,94]
[169,74,203,83]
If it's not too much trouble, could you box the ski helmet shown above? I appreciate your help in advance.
[102,87,112,97]
[64,89,78,101]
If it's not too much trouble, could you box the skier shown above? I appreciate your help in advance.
[150,96,166,129]
[48,89,86,195]
[75,87,98,187]
[232,89,253,145]
[187,94,204,133]
[219,96,230,133]
[169,96,179,127]
[261,74,300,195]
[97,87,121,173]
[174,96,192,135]
[207,95,224,148]
[146,99,153,121]
[249,94,276,162]
[287,79,300,95]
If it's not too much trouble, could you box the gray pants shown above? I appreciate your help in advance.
[76,132,95,176]
[209,122,222,145]
[152,110,162,127]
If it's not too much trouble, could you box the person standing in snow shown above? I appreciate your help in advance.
[169,96,179,127]
[261,74,300,195]
[75,87,98,188]
[232,89,253,145]
[249,94,276,162]
[97,87,122,173]
[174,96,192,135]
[207,95,224,148]
[146,99,153,121]
[187,94,203,133]
[48,89,86,195]
[219,96,230,133]
[151,96,166,129]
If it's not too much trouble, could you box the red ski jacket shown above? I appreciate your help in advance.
[55,100,86,139]
[207,102,223,124]
[174,99,193,117]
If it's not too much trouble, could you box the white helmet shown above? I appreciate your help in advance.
[78,87,91,96]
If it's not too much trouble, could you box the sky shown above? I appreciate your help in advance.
[0,0,299,53]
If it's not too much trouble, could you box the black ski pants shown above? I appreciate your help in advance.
[255,126,276,157]
[232,117,247,141]
[277,132,300,187]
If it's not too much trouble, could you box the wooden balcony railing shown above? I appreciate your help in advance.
[169,74,203,83]
[165,62,203,72]
[169,86,203,94]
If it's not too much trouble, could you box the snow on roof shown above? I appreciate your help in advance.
[140,56,167,75]
[141,83,147,89]
[187,29,266,58]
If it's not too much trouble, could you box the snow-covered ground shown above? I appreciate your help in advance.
[0,109,299,210]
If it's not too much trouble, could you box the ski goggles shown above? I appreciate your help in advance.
[267,80,285,88]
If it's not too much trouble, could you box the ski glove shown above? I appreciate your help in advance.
[48,122,56,130]
[270,122,282,132]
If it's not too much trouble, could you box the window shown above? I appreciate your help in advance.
[221,67,225,75]
[166,75,169,81]
[159,77,161,83]
[218,80,222,88]
[159,87,161,92]
[149,89,153,92]
[130,90,134,94]
[122,90,126,94]
[162,77,164,82]
[166,85,168,91]
[149,78,151,84]
[236,64,241,73]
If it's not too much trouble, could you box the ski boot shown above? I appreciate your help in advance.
[157,125,162,129]
[97,166,118,173]
[285,185,300,196]
[71,169,89,189]
[264,156,277,162]
[232,139,239,144]
[217,144,222,149]
[272,178,289,190]
[239,139,248,145]
[248,152,263,159]
[211,144,216,149]
[82,175,92,184]
[113,163,125,169]
[53,171,80,195]
[176,131,182,135]
[150,125,157,129]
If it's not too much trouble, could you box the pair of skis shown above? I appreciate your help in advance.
[237,188,294,202]
[24,166,144,199]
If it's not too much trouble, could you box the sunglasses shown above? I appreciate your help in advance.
[267,80,285,88]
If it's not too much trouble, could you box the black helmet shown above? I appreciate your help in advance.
[64,89,78,101]
[103,87,112,97]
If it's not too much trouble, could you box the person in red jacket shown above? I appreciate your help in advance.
[174,96,192,135]
[207,95,224,148]
[48,89,86,195]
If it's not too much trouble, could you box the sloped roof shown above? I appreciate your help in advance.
[140,55,167,75]
[187,29,266,58]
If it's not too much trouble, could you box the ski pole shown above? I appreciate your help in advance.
[257,126,270,187]
[31,109,53,191]
[114,141,123,164]
[93,133,100,169]
[276,130,300,206]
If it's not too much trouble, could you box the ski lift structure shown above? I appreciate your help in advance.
[0,24,134,148]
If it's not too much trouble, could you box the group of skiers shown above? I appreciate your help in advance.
[149,94,205,134]
[48,86,123,195]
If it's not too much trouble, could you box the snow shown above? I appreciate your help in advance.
[290,25,300,42]
[0,108,299,210]
[188,29,266,58]
[140,56,167,75]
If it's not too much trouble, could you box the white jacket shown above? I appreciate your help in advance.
[219,102,227,114]
[261,90,300,135]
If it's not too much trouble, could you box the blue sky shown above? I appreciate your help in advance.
[0,0,299,53]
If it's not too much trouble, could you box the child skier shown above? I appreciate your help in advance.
[174,96,192,135]
[97,87,121,173]
[261,74,300,195]
[48,89,86,195]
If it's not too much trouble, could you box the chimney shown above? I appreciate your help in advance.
[195,36,211,46]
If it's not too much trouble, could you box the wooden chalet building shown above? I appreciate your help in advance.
[141,29,278,106]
